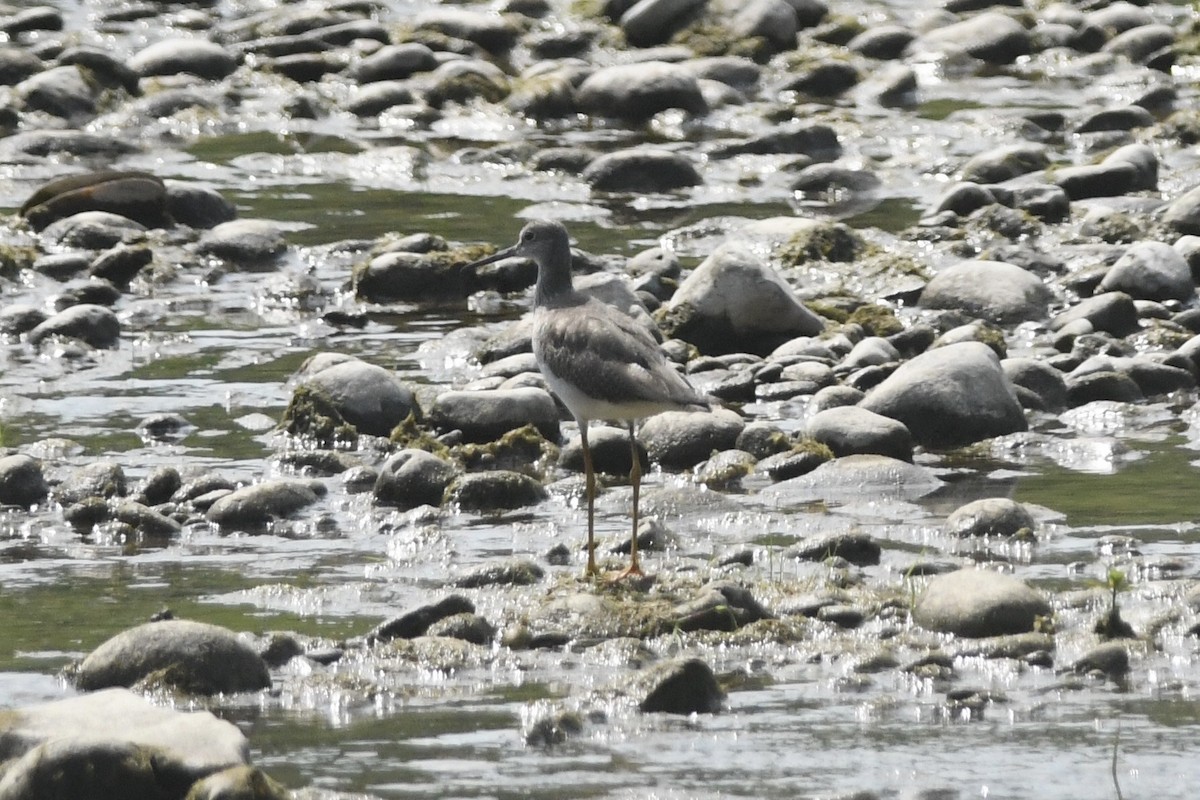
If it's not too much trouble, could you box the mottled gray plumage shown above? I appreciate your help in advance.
[468,219,707,576]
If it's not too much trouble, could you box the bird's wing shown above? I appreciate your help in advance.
[536,301,705,409]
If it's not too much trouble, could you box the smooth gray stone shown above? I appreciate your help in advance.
[0,454,49,507]
[27,303,120,348]
[805,406,913,461]
[297,356,418,437]
[944,497,1035,537]
[0,689,249,798]
[636,657,725,714]
[127,38,238,79]
[1098,241,1194,303]
[620,0,707,47]
[75,620,271,693]
[576,61,707,121]
[859,342,1027,449]
[914,568,1050,637]
[919,260,1052,324]
[429,387,560,443]
[205,479,325,529]
[582,148,701,192]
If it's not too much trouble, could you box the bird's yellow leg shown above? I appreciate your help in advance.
[580,423,599,578]
[612,422,645,579]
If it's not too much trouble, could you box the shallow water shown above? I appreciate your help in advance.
[3,0,1200,796]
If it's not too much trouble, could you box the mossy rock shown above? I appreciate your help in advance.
[280,384,359,447]
[847,303,904,337]
[777,222,866,266]
[0,244,38,279]
[452,424,558,474]
[389,412,450,458]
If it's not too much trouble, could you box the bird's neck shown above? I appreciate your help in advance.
[533,246,577,308]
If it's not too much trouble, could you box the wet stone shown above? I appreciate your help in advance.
[636,658,725,715]
[74,619,271,694]
[293,355,419,438]
[429,387,559,444]
[914,568,1050,638]
[373,449,457,509]
[196,219,288,265]
[0,689,250,799]
[575,61,706,121]
[639,407,744,470]
[619,0,706,48]
[39,211,147,250]
[582,148,701,193]
[671,581,773,633]
[367,594,475,644]
[24,171,168,233]
[805,406,914,461]
[16,65,96,119]
[0,454,49,507]
[184,765,290,800]
[165,180,237,229]
[204,479,326,530]
[55,460,126,505]
[453,559,545,589]
[786,531,881,567]
[445,470,548,512]
[944,497,1035,538]
[127,38,238,80]
[425,612,498,645]
[919,260,1053,325]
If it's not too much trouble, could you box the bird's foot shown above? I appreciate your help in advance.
[606,563,652,586]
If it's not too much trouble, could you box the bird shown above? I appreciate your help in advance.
[467,219,708,578]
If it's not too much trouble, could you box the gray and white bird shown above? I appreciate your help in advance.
[468,219,707,577]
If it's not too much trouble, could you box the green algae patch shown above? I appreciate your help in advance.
[389,412,450,458]
[0,244,38,279]
[777,222,867,266]
[453,423,559,475]
[281,385,358,448]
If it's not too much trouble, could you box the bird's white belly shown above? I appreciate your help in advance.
[540,365,671,423]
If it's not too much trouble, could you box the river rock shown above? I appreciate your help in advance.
[1053,161,1137,200]
[1049,291,1139,337]
[1164,184,1200,235]
[294,355,418,437]
[349,42,438,83]
[183,765,289,800]
[919,260,1053,324]
[0,454,49,507]
[196,219,288,265]
[74,619,271,693]
[373,449,457,509]
[805,406,913,461]
[560,424,646,475]
[453,559,544,589]
[1071,641,1130,678]
[367,594,475,643]
[912,11,1032,64]
[576,61,707,121]
[731,0,799,51]
[21,170,168,231]
[0,689,249,798]
[913,568,1050,637]
[1002,357,1069,411]
[671,581,773,632]
[444,470,548,512]
[659,242,824,355]
[620,0,707,48]
[27,303,120,348]
[1102,143,1157,191]
[582,148,701,193]
[55,460,126,504]
[127,38,239,80]
[429,387,559,443]
[1097,241,1194,303]
[848,25,915,59]
[762,454,940,505]
[414,7,519,52]
[958,144,1048,184]
[635,657,725,714]
[205,479,325,530]
[39,210,146,249]
[944,497,1035,537]
[786,531,881,566]
[1066,370,1143,405]
[16,64,95,119]
[860,342,1026,448]
[638,407,744,469]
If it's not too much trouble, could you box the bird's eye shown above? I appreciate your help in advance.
[521,230,534,242]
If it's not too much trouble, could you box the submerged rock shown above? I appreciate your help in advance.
[367,595,475,643]
[74,619,271,694]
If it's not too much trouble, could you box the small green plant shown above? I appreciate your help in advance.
[1093,567,1136,640]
